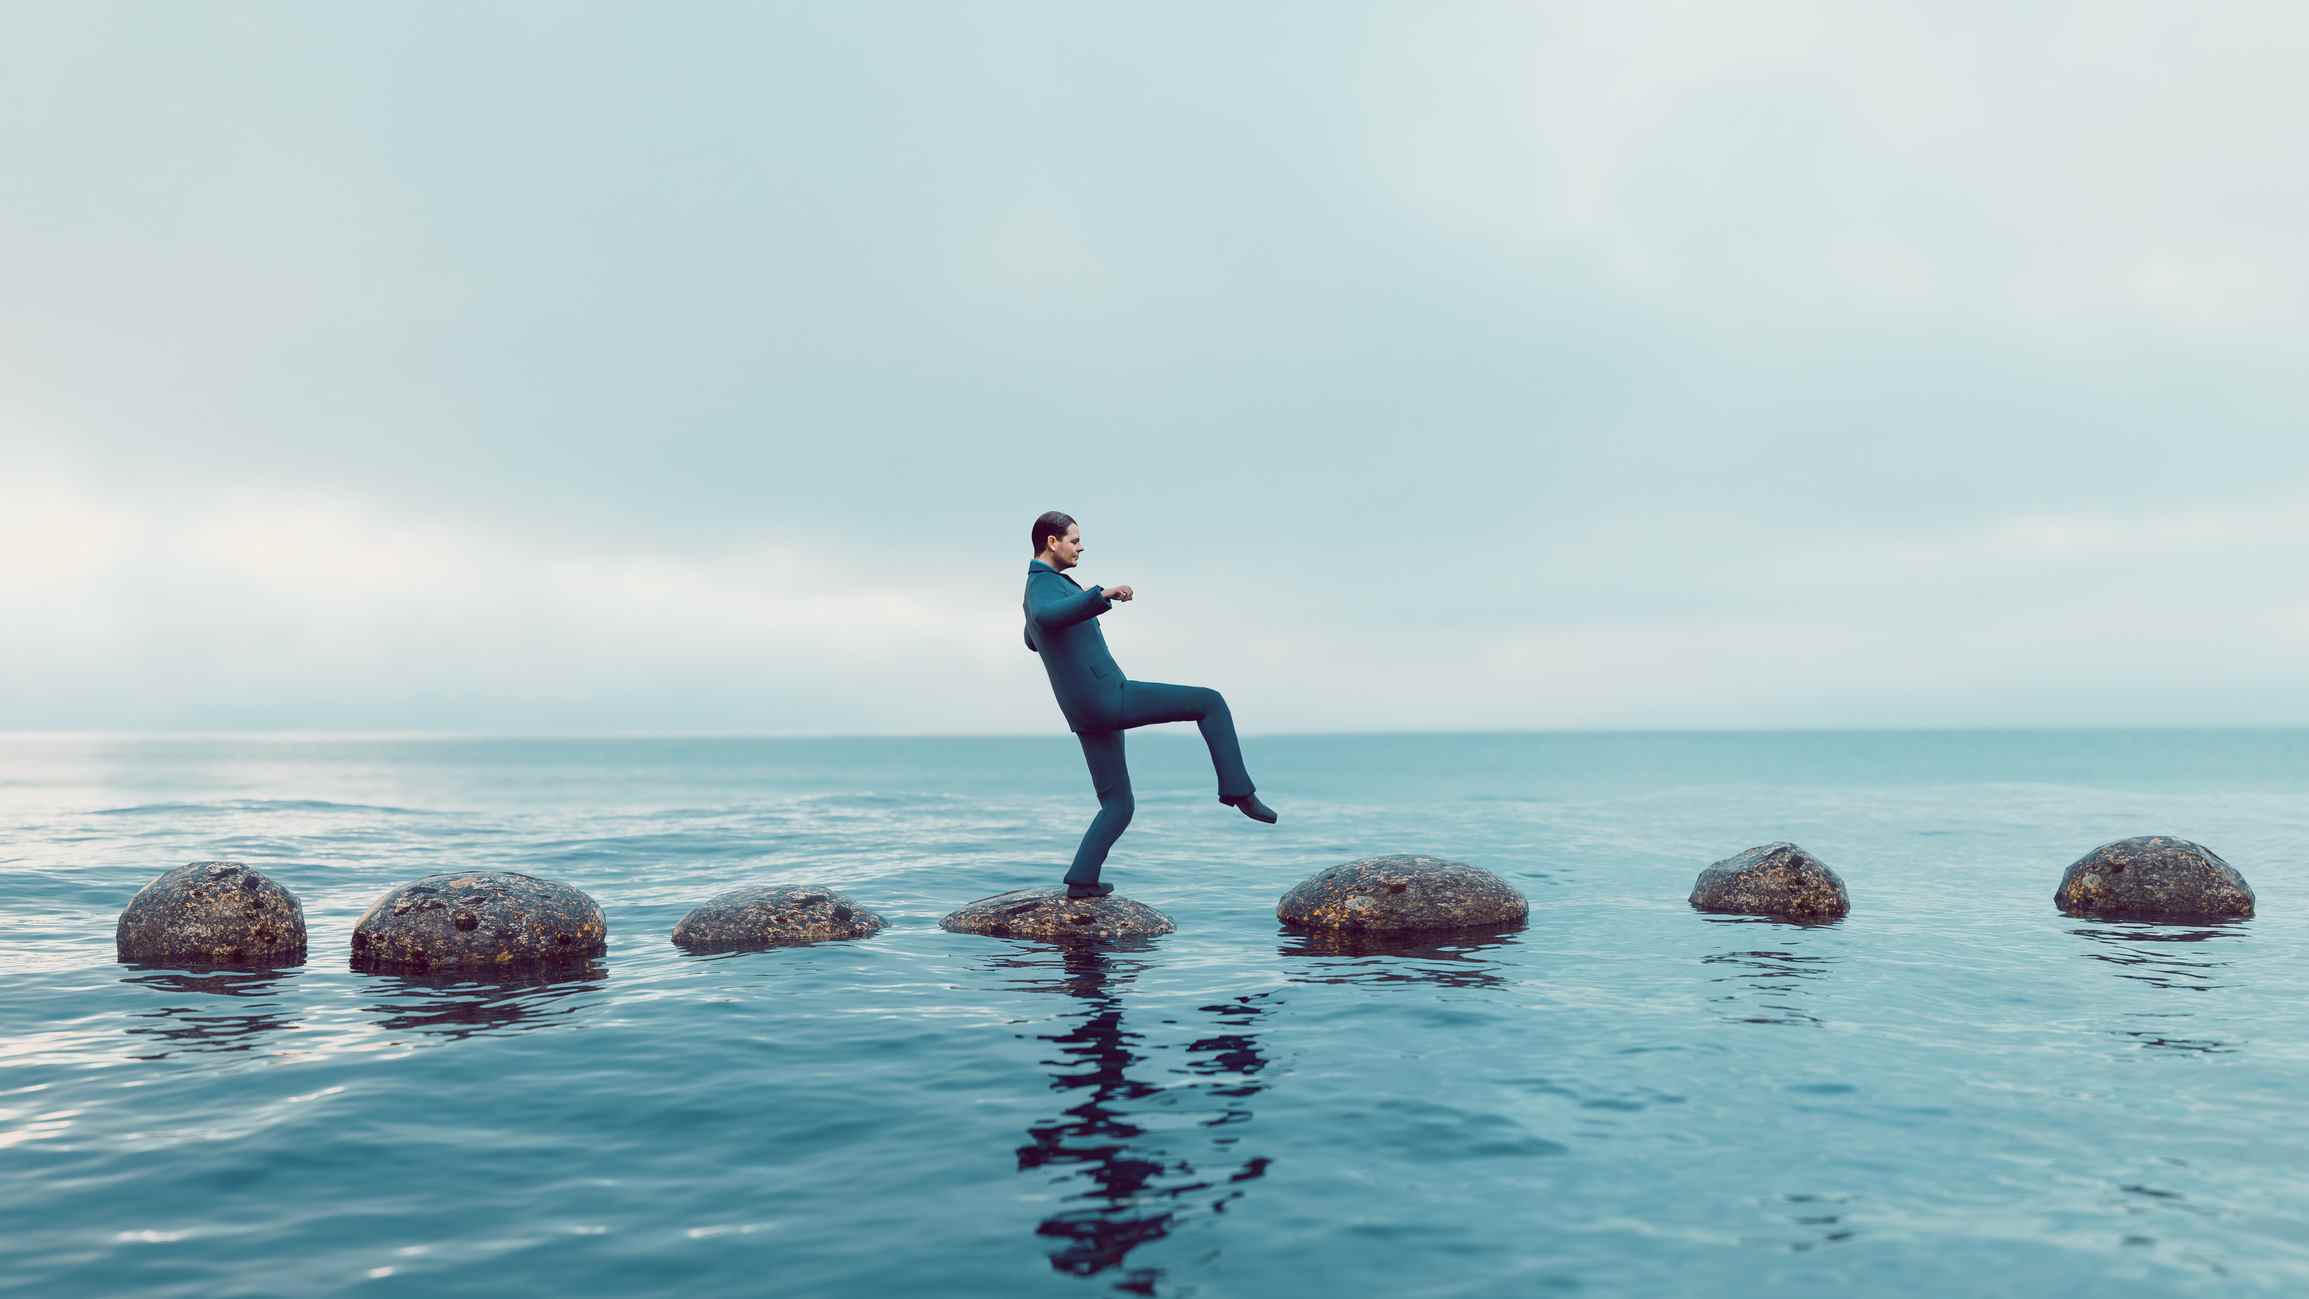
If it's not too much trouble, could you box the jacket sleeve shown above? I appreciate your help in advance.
[1025,574,1112,630]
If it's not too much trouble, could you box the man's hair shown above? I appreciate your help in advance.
[1030,510,1076,554]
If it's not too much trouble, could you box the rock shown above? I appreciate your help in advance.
[940,887,1175,941]
[351,871,606,973]
[2055,836,2254,922]
[116,861,307,967]
[1689,843,1850,920]
[1275,855,1528,934]
[672,883,886,952]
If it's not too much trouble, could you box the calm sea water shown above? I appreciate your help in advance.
[4,730,2308,1297]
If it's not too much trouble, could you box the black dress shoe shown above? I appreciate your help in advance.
[1224,793,1278,824]
[1065,881,1115,899]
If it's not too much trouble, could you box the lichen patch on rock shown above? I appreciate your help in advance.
[116,861,308,967]
[1275,855,1528,934]
[2056,836,2254,922]
[1688,843,1850,920]
[352,871,606,973]
[940,888,1175,941]
[673,883,886,952]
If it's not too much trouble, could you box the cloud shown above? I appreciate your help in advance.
[1360,0,2309,344]
[978,178,1107,293]
[11,457,2309,731]
[0,470,1042,732]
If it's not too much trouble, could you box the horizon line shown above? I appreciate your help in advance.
[11,723,2309,742]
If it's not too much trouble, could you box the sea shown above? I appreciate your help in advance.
[4,730,2307,1298]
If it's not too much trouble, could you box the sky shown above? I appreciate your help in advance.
[5,1,2306,734]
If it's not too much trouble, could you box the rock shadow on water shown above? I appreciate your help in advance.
[1274,924,1522,989]
[118,965,303,1060]
[2068,919,2247,1054]
[979,941,1274,1293]
[1700,916,1842,1027]
[358,962,609,1043]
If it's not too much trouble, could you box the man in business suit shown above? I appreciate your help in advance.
[1023,510,1277,899]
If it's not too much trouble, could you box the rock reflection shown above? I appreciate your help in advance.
[2069,921,2244,1054]
[989,942,1273,1294]
[1701,917,1840,1027]
[120,965,302,1059]
[1275,925,1521,988]
[358,962,608,1042]
[1783,1190,1858,1252]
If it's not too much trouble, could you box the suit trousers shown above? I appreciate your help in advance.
[1065,679,1256,885]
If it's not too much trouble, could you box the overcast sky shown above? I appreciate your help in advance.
[6,2,2307,734]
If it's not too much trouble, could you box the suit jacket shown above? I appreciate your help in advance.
[1022,559,1124,732]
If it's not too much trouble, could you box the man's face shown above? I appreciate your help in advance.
[1049,524,1083,569]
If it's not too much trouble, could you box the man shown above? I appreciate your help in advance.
[1022,510,1278,899]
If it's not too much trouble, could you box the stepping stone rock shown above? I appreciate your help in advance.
[940,887,1175,941]
[2056,836,2254,922]
[1690,843,1850,920]
[1276,854,1528,934]
[672,883,886,952]
[117,861,307,967]
[352,871,606,973]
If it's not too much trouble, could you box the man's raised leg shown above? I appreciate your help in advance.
[1118,680,1257,804]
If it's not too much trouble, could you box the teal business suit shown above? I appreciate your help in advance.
[1023,560,1256,886]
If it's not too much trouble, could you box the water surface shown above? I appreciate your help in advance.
[4,731,2307,1296]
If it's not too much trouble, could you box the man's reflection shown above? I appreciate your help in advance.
[120,965,302,1059]
[991,942,1273,1294]
[2068,921,2243,1054]
[1700,917,1839,1027]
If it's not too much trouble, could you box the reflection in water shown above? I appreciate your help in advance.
[1276,925,1521,988]
[358,963,609,1042]
[1783,1190,1858,1252]
[1701,917,1840,1027]
[989,943,1273,1294]
[2108,1175,2213,1256]
[2069,922,2245,1054]
[120,966,303,1060]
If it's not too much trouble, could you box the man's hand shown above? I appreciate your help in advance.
[1106,584,1134,602]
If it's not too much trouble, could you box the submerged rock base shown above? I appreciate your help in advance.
[1689,843,1850,920]
[673,883,886,951]
[1276,855,1528,934]
[117,861,308,967]
[352,871,607,973]
[2056,836,2254,922]
[940,887,1175,941]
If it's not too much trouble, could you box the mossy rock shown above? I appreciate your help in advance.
[352,871,606,973]
[2055,836,2253,922]
[940,887,1174,941]
[673,883,886,952]
[1275,855,1528,934]
[117,861,307,967]
[1689,843,1849,920]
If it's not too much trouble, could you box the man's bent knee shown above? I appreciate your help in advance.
[1102,793,1135,827]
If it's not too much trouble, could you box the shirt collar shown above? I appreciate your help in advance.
[1027,559,1082,585]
